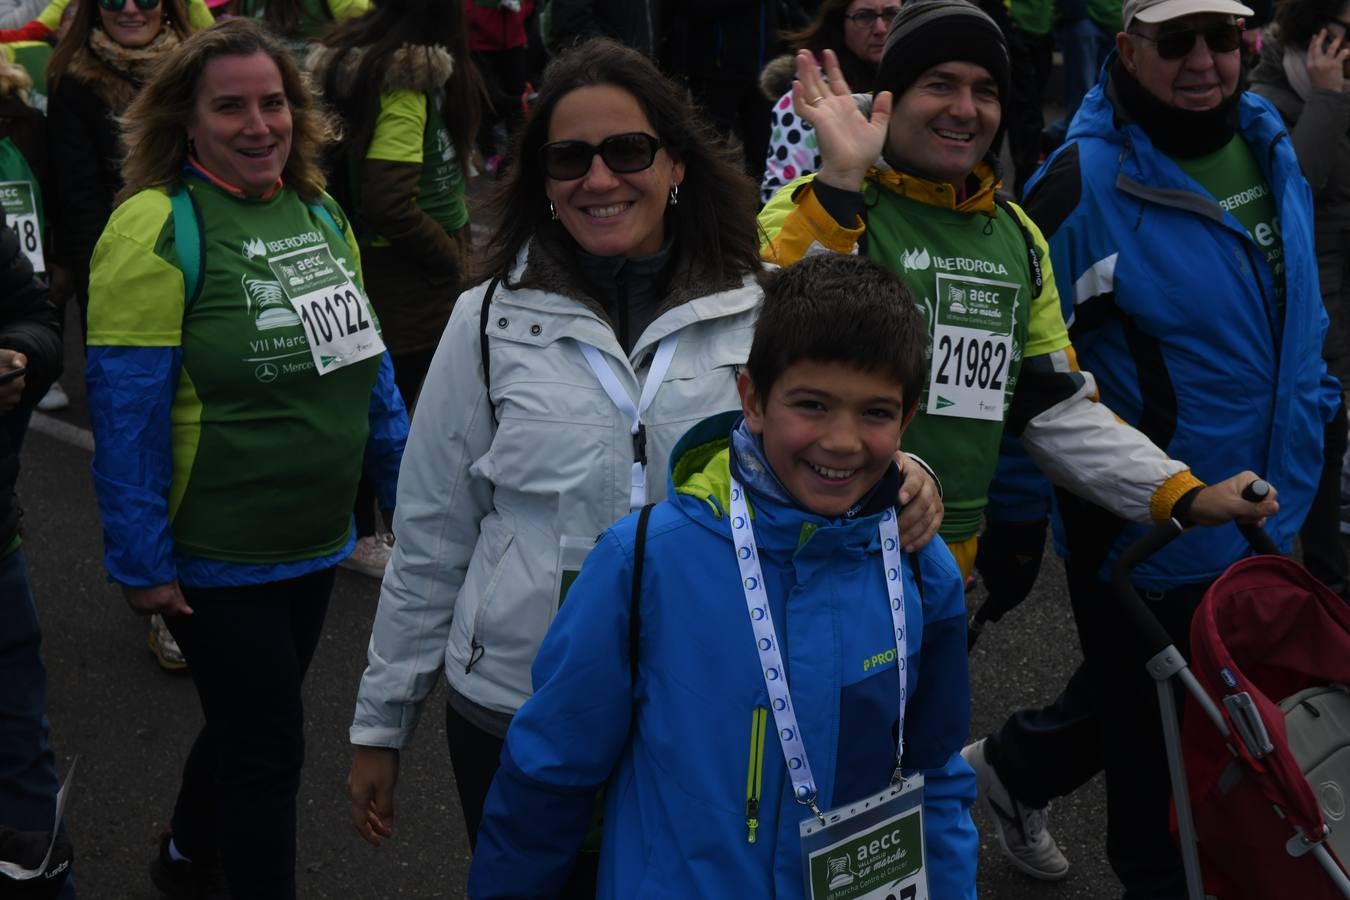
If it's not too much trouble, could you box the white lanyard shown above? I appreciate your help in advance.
[729,476,909,823]
[577,334,679,510]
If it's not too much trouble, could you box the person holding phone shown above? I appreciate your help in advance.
[1252,0,1350,590]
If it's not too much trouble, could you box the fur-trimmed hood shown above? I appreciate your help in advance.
[759,52,797,102]
[307,43,454,100]
[63,26,179,113]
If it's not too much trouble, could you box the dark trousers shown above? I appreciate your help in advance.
[1298,395,1348,592]
[989,558,1207,900]
[0,548,76,899]
[165,568,334,900]
[1006,27,1055,198]
[444,701,599,898]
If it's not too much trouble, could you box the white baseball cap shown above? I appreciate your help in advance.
[1122,0,1253,29]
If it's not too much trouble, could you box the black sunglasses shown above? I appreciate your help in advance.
[1130,23,1243,59]
[539,132,662,181]
[97,0,161,10]
[843,6,901,27]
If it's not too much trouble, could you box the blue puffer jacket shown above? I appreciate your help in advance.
[1022,65,1340,589]
[469,411,977,899]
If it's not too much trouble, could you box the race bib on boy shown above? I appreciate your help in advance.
[0,181,43,274]
[926,273,1018,421]
[800,777,928,900]
[267,245,383,375]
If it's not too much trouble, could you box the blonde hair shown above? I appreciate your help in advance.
[0,58,32,103]
[118,18,331,203]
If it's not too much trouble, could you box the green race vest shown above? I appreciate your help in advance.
[166,182,382,562]
[0,138,44,273]
[864,189,1035,542]
[417,91,468,234]
[1177,135,1285,317]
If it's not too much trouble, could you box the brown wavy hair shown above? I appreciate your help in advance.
[474,37,762,285]
[117,17,331,203]
[47,0,193,92]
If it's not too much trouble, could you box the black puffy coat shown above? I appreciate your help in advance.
[0,215,61,547]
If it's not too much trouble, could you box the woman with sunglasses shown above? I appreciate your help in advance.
[307,0,481,577]
[758,0,897,204]
[46,0,197,671]
[1251,0,1350,595]
[345,36,763,895]
[84,17,407,898]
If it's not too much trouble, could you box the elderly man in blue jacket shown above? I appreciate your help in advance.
[961,0,1342,894]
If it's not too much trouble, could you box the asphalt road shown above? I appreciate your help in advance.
[22,309,1127,899]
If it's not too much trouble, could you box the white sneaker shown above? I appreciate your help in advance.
[148,613,187,672]
[962,738,1069,881]
[340,533,393,578]
[36,382,69,411]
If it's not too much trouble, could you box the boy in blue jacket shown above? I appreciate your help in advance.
[468,252,977,899]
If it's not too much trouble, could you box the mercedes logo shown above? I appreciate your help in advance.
[254,362,279,383]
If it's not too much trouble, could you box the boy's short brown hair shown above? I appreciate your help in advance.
[747,253,929,412]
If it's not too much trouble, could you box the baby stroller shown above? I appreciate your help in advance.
[1114,488,1350,900]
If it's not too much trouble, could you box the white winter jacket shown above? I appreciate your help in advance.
[351,243,761,747]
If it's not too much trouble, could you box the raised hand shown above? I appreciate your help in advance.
[791,49,893,191]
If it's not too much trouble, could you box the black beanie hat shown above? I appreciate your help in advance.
[875,0,1011,106]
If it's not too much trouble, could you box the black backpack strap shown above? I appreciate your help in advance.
[629,503,655,683]
[479,276,501,422]
[907,549,925,605]
[994,195,1043,300]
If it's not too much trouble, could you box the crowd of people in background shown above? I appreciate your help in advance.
[0,0,1346,896]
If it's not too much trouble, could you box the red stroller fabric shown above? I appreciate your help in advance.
[1184,555,1350,900]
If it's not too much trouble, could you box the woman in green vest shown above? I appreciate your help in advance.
[308,0,481,575]
[84,18,407,897]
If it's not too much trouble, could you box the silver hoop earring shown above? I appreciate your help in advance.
[668,185,679,206]
[549,201,558,220]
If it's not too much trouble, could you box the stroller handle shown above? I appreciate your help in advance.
[1111,480,1279,662]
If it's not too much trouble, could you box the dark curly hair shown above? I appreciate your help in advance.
[747,253,928,412]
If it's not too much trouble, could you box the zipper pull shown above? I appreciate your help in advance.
[745,797,759,844]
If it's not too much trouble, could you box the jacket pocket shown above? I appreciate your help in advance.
[464,531,515,674]
[745,705,767,844]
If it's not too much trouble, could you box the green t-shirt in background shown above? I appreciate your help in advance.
[1177,134,1285,317]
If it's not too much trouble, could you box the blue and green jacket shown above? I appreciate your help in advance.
[85,173,407,589]
[469,410,977,899]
